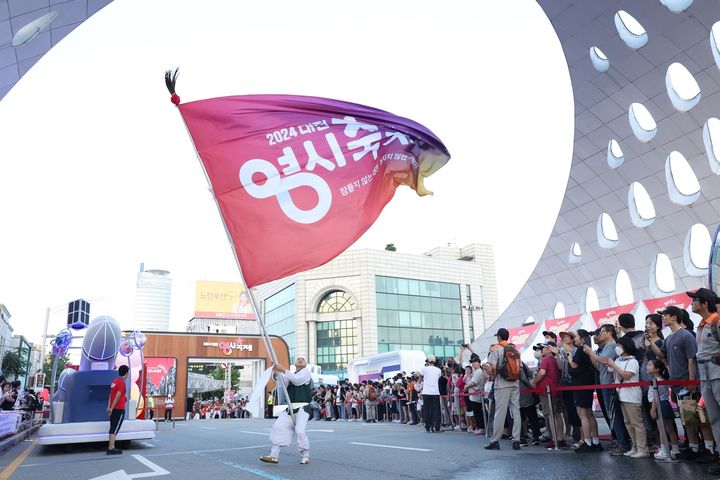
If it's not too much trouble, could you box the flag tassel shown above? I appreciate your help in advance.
[164,68,180,105]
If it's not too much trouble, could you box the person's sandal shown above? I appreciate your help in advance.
[259,456,278,464]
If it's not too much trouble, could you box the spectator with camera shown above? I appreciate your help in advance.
[567,330,600,453]
[556,331,581,442]
[583,324,631,455]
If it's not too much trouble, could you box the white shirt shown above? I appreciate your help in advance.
[613,356,641,404]
[421,365,441,395]
[281,367,312,387]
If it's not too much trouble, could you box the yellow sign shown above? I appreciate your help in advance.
[194,281,255,320]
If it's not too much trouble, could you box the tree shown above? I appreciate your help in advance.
[210,365,240,389]
[43,352,71,390]
[2,348,29,381]
[385,243,397,252]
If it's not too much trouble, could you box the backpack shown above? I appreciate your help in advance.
[498,344,521,381]
[368,386,377,401]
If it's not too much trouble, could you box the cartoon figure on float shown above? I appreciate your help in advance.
[37,316,155,446]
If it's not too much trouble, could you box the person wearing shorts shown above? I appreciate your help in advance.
[568,330,600,453]
[107,365,129,455]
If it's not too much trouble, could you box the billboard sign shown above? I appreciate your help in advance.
[145,357,177,397]
[194,280,255,320]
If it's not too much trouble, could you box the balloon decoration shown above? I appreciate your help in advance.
[57,368,75,391]
[55,328,73,349]
[131,331,146,350]
[51,328,73,356]
[118,337,134,357]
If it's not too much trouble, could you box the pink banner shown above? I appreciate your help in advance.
[507,324,541,349]
[643,293,691,314]
[145,357,176,397]
[177,94,449,287]
[543,314,582,335]
[590,303,637,328]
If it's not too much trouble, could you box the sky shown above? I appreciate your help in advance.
[0,0,573,345]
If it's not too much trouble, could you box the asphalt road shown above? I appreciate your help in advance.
[0,419,715,480]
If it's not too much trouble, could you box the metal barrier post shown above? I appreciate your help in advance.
[652,378,674,463]
[173,416,175,430]
[484,395,492,438]
[546,386,559,451]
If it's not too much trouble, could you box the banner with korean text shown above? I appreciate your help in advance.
[177,94,450,287]
[543,314,582,336]
[507,324,541,349]
[590,303,637,329]
[643,292,691,314]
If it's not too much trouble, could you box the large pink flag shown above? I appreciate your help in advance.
[173,90,450,287]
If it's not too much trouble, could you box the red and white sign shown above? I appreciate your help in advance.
[543,314,582,336]
[643,292,691,314]
[145,357,176,397]
[177,95,449,287]
[590,303,637,328]
[507,324,541,349]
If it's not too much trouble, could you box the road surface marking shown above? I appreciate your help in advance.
[349,442,431,452]
[239,431,270,436]
[194,453,289,480]
[199,427,217,430]
[88,455,169,480]
[148,443,269,457]
[0,439,37,480]
[307,429,334,432]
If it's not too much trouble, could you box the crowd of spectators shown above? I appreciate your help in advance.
[280,288,720,475]
[0,376,44,421]
[172,288,720,475]
[184,396,253,420]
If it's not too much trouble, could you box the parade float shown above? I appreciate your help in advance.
[36,316,155,445]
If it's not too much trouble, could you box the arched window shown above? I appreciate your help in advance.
[317,290,356,313]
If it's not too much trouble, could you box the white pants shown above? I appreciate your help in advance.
[269,409,310,459]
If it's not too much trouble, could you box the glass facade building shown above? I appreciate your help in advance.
[265,284,296,361]
[315,290,358,374]
[316,318,358,375]
[376,276,464,358]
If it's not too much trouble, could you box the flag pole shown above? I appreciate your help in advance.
[164,69,296,423]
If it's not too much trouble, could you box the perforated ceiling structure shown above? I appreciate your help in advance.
[0,0,111,101]
[476,0,720,351]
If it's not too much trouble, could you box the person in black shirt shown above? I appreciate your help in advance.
[568,330,600,453]
[439,368,450,427]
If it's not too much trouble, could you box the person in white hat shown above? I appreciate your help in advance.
[260,356,312,465]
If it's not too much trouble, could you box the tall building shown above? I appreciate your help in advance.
[0,304,13,368]
[253,244,499,376]
[132,265,172,332]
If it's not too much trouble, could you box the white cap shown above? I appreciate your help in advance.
[427,355,436,363]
